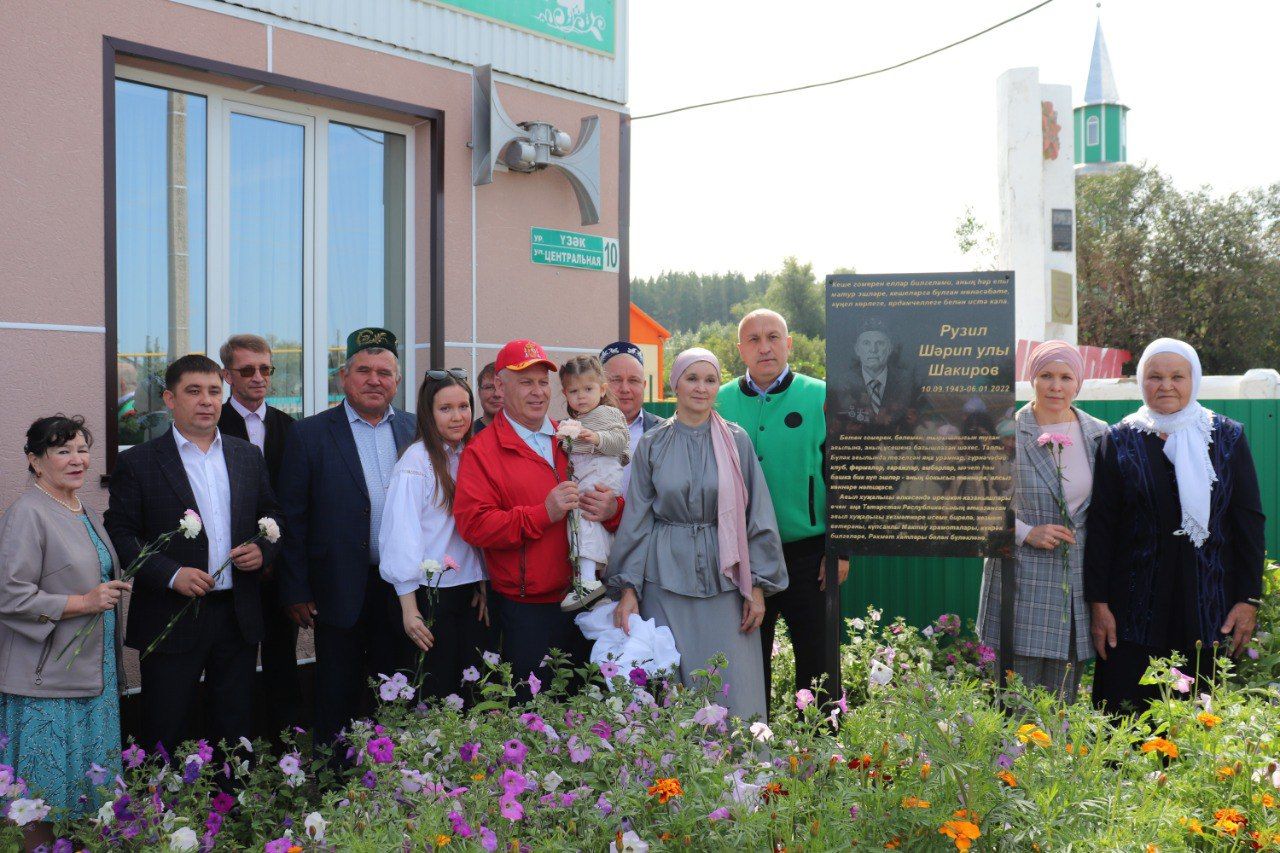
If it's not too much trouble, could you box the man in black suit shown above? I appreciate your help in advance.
[836,318,922,433]
[276,328,415,754]
[217,334,299,739]
[106,354,281,755]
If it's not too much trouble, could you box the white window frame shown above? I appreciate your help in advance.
[114,66,417,416]
[1086,115,1100,148]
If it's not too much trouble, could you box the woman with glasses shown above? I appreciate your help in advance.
[379,368,493,702]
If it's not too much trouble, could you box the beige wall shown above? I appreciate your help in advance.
[0,0,625,511]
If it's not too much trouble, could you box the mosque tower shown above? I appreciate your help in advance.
[1073,19,1129,173]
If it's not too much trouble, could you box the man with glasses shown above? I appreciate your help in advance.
[218,334,299,740]
[600,341,663,494]
[472,362,504,435]
[277,328,415,758]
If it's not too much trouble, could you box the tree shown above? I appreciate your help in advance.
[1077,165,1280,373]
[732,257,826,338]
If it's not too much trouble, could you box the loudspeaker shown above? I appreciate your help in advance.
[470,64,602,225]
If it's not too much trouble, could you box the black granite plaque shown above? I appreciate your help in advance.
[1051,208,1073,252]
[825,272,1015,558]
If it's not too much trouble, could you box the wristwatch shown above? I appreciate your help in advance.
[1244,597,1263,608]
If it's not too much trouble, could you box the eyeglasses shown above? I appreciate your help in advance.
[231,365,276,377]
[425,368,469,381]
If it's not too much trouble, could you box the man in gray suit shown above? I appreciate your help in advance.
[601,341,662,494]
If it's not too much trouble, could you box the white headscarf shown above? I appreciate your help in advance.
[1122,338,1216,548]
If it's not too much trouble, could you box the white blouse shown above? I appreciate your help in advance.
[378,440,486,596]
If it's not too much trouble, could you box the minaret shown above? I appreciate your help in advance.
[1073,19,1129,173]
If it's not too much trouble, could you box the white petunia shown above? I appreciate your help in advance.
[482,651,500,667]
[868,659,893,688]
[178,510,203,540]
[609,830,650,853]
[169,827,199,851]
[304,811,327,841]
[257,517,282,544]
[7,798,50,827]
[238,736,254,753]
[749,721,774,742]
[541,770,564,792]
[97,800,115,824]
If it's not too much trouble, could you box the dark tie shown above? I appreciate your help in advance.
[868,379,883,413]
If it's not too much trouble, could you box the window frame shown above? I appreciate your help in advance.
[112,65,417,439]
[1086,114,1100,148]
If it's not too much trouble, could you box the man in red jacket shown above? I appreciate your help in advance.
[454,339,623,696]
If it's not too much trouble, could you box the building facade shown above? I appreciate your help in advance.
[1074,19,1128,174]
[0,0,630,509]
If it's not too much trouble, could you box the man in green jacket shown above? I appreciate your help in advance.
[717,309,847,707]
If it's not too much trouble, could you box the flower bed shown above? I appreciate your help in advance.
[6,563,1280,851]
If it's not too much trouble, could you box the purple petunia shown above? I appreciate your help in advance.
[361,770,377,789]
[448,810,473,838]
[590,720,613,742]
[568,736,593,764]
[628,667,649,687]
[519,713,546,733]
[205,810,223,837]
[367,737,395,764]
[181,760,201,785]
[479,825,498,851]
[596,793,613,816]
[264,838,293,853]
[86,763,108,786]
[122,745,146,769]
[459,742,480,763]
[707,807,731,821]
[502,739,528,766]
[212,792,235,814]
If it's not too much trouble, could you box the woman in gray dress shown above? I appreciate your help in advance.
[605,348,787,720]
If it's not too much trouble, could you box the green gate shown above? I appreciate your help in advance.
[644,399,1280,627]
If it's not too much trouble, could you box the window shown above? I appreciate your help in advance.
[113,72,413,446]
[1086,115,1100,147]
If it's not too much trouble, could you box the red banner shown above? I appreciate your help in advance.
[1016,340,1131,381]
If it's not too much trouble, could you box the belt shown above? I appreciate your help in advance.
[654,517,714,532]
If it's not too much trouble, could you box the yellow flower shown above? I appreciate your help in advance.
[920,762,932,781]
[901,796,931,809]
[1016,724,1051,748]
[939,819,981,851]
[471,772,486,782]
[1217,766,1237,780]
[1180,817,1205,836]
[1261,793,1277,809]
[1065,743,1089,756]
[1140,738,1179,759]
[997,770,1018,788]
[435,835,452,848]
[1198,712,1222,728]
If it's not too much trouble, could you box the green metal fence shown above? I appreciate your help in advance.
[644,398,1280,628]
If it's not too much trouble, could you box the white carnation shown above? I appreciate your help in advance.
[178,510,203,540]
[257,517,281,544]
[556,419,583,440]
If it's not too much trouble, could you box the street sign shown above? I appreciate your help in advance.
[531,227,619,273]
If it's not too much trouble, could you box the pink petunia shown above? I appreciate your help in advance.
[499,796,524,821]
[707,807,731,821]
[795,689,816,710]
[528,673,542,696]
[366,737,395,764]
[598,661,620,680]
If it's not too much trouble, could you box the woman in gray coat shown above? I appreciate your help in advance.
[0,416,127,850]
[977,342,1105,701]
[606,348,788,721]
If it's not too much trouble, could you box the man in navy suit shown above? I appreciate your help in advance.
[217,334,299,738]
[106,354,281,754]
[276,328,415,753]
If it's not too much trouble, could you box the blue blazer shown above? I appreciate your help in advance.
[276,403,414,629]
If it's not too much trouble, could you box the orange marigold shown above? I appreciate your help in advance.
[920,763,932,781]
[1140,738,1179,759]
[997,770,1018,788]
[939,819,981,852]
[884,838,902,849]
[1217,766,1237,780]
[647,777,684,804]
[761,782,790,804]
[1198,712,1222,728]
[1016,724,1051,748]
[1180,817,1205,836]
[435,836,451,848]
[1261,793,1278,809]
[901,796,931,809]
[1213,807,1247,836]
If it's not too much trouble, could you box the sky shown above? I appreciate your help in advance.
[626,0,1280,282]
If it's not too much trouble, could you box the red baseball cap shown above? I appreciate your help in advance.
[495,339,558,373]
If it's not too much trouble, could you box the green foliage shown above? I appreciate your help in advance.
[1077,164,1280,373]
[630,270,769,334]
[662,320,827,385]
[732,256,827,339]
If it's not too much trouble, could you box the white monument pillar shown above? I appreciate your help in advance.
[997,68,1078,346]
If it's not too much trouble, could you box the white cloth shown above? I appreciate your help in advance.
[1122,337,1216,548]
[378,440,486,597]
[574,600,680,689]
[621,413,645,494]
[229,396,266,452]
[171,426,233,590]
[572,451,624,563]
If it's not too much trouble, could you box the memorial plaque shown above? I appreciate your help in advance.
[1051,208,1073,252]
[1050,270,1074,324]
[825,272,1015,558]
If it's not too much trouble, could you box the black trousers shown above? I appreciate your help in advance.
[138,592,256,756]
[413,582,496,703]
[490,592,589,703]
[760,535,827,710]
[1092,639,1221,714]
[313,566,413,752]
[256,575,300,739]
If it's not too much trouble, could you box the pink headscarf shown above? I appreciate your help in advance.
[670,348,753,599]
[1027,340,1084,386]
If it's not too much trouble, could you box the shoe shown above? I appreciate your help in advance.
[561,578,607,612]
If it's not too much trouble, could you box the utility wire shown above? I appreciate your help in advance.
[632,0,1056,121]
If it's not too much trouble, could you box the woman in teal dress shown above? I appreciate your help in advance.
[0,416,128,851]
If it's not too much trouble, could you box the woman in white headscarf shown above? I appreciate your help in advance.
[1084,338,1265,712]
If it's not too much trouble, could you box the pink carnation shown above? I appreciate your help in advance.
[1037,432,1073,448]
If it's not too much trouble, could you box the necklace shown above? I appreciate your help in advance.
[36,482,82,513]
